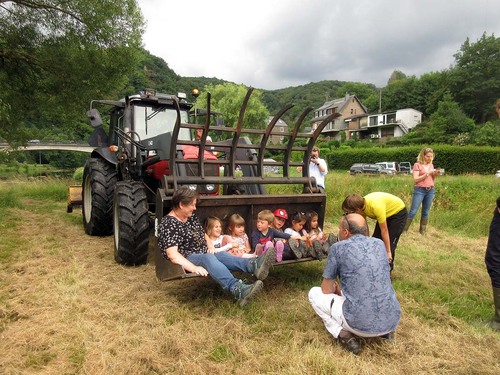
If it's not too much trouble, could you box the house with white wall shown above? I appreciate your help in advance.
[365,108,422,139]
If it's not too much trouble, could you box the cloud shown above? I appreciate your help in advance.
[138,0,500,89]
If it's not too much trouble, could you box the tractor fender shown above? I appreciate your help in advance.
[90,147,118,165]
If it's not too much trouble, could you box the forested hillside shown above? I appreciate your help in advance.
[1,2,499,149]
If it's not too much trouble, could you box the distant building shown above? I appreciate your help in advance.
[311,94,422,141]
[310,93,368,139]
[362,109,423,139]
[267,116,289,144]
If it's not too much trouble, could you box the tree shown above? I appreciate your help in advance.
[334,82,378,103]
[387,70,407,85]
[380,76,418,112]
[195,83,269,141]
[471,121,500,146]
[0,0,144,143]
[427,93,475,143]
[450,33,500,122]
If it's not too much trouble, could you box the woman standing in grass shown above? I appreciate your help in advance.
[404,147,442,235]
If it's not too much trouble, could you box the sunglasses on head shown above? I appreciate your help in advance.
[343,212,355,231]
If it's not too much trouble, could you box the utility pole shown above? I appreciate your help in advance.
[378,89,382,113]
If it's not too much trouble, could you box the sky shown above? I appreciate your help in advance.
[137,0,500,90]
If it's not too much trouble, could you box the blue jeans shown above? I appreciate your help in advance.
[408,187,435,220]
[187,252,252,292]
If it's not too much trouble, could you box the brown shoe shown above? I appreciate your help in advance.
[338,329,361,354]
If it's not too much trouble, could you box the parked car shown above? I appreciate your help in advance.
[376,162,399,173]
[496,170,500,178]
[263,158,280,174]
[350,163,395,175]
[398,162,412,174]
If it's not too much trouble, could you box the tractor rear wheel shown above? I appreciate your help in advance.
[113,181,150,266]
[82,158,117,235]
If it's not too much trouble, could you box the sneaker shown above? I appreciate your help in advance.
[338,329,361,354]
[231,280,263,307]
[289,240,302,259]
[250,247,276,280]
[312,240,325,260]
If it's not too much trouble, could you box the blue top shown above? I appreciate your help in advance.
[323,234,401,334]
[251,227,290,252]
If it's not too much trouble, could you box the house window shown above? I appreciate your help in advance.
[387,113,396,123]
[369,117,378,126]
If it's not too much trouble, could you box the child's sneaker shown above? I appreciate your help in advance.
[275,241,284,262]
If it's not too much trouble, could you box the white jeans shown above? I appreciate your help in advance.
[308,287,389,339]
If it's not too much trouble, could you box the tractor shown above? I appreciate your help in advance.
[80,87,339,278]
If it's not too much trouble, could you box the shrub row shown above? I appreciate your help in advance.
[325,145,500,175]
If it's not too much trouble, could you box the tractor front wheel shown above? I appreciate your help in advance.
[82,158,117,235]
[113,181,150,266]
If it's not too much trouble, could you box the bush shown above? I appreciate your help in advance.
[73,167,84,182]
[327,145,500,174]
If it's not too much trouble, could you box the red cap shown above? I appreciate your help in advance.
[273,208,288,220]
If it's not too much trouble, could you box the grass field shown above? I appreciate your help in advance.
[0,173,499,374]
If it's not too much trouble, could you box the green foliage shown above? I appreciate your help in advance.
[427,93,475,142]
[400,93,475,145]
[450,33,500,122]
[0,0,144,143]
[319,171,498,238]
[327,145,500,175]
[195,83,270,140]
[334,82,378,103]
[261,80,347,127]
[387,70,407,85]
[471,120,500,146]
[73,167,84,182]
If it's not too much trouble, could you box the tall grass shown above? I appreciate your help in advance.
[270,171,499,238]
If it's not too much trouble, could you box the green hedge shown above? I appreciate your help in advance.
[326,145,500,175]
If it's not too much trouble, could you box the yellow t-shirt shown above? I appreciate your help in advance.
[363,192,405,224]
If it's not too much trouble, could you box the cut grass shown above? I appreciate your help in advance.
[0,176,499,374]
